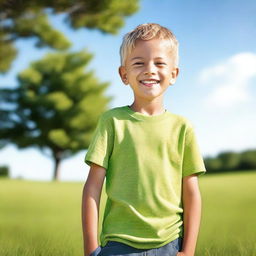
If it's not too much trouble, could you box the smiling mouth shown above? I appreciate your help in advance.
[140,80,160,87]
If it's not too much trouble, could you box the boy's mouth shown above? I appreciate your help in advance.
[140,79,160,87]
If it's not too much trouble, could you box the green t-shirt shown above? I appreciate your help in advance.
[85,105,206,249]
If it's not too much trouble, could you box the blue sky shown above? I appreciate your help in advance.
[1,0,256,181]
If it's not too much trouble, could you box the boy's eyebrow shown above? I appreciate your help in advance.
[131,57,143,61]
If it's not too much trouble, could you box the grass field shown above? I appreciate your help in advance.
[0,171,255,256]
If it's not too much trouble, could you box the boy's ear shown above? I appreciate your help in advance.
[169,67,179,85]
[119,66,129,85]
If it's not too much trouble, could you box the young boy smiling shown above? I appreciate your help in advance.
[82,23,206,256]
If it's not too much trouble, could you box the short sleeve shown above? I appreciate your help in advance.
[84,114,113,169]
[182,127,206,177]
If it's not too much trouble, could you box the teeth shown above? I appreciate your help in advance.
[141,80,158,84]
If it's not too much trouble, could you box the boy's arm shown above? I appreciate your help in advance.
[177,174,202,256]
[82,163,106,256]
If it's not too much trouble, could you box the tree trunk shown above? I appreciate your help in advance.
[53,152,61,181]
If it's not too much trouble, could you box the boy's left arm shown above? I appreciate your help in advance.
[177,174,202,256]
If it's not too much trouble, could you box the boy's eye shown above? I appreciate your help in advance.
[133,62,144,65]
[155,62,166,65]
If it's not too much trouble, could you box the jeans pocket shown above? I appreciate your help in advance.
[89,245,101,256]
[157,238,180,256]
[176,237,183,251]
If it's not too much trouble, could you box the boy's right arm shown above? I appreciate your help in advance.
[82,163,106,256]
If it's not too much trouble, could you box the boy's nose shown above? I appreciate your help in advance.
[144,71,155,75]
[144,63,157,75]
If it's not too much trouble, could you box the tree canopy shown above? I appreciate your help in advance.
[0,0,139,73]
[0,50,113,179]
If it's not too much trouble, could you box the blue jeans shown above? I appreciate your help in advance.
[89,237,183,256]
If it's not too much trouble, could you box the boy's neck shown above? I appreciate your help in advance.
[129,101,166,116]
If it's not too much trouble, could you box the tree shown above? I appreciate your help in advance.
[204,157,222,173]
[0,165,9,177]
[239,150,256,170]
[0,50,113,180]
[0,0,139,73]
[217,151,241,171]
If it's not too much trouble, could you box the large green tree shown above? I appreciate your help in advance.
[0,51,113,180]
[0,0,139,73]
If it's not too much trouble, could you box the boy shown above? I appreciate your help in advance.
[82,23,206,256]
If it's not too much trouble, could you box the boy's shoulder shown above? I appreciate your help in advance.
[168,112,194,129]
[99,106,125,120]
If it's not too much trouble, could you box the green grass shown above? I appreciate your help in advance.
[0,180,84,256]
[197,171,256,256]
[0,171,255,256]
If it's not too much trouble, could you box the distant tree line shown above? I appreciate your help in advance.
[1,149,256,179]
[204,149,256,174]
[0,166,9,177]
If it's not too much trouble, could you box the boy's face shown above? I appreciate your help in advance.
[119,38,179,101]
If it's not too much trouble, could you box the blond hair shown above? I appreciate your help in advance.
[120,23,179,66]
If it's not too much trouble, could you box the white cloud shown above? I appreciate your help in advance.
[199,52,256,109]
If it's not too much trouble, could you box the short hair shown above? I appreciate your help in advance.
[120,23,179,66]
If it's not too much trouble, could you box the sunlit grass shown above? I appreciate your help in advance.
[197,171,256,256]
[0,180,84,256]
[0,170,255,255]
